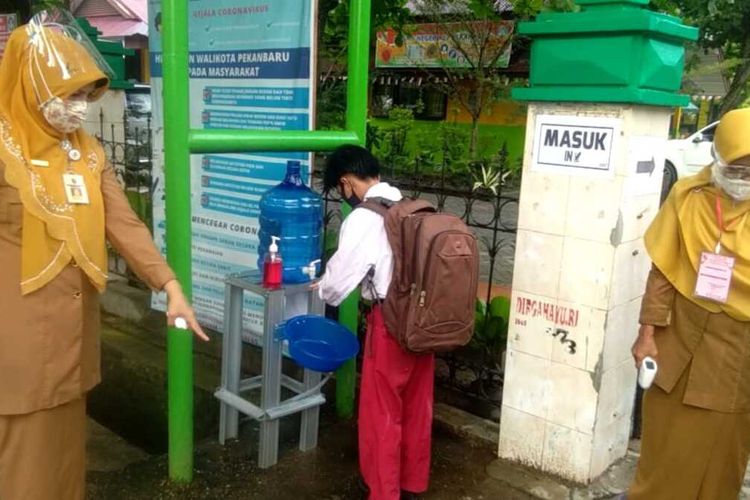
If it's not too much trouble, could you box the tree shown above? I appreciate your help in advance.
[31,0,70,14]
[0,0,70,22]
[316,0,412,130]
[408,0,574,159]
[654,0,750,115]
[319,0,412,64]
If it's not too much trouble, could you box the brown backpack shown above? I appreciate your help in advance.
[361,197,479,353]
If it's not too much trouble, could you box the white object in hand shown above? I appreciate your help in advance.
[638,356,658,389]
[174,317,188,330]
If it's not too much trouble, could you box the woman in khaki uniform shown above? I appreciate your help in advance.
[630,108,750,499]
[0,11,208,500]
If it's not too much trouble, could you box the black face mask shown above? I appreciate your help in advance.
[340,181,361,207]
[345,193,362,207]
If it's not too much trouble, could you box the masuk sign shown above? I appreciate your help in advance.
[532,115,621,177]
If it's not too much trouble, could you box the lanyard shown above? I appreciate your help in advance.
[715,194,747,253]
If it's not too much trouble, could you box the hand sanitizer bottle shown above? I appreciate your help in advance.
[263,236,283,288]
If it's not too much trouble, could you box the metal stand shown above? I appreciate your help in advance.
[215,270,325,468]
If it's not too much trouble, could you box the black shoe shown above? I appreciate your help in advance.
[401,491,420,500]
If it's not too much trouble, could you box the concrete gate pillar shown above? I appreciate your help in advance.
[498,0,697,483]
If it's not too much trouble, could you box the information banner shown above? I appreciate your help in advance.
[148,1,316,341]
[376,21,513,69]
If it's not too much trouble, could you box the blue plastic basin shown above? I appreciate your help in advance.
[280,315,359,372]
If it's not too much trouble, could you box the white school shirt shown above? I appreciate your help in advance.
[317,182,403,306]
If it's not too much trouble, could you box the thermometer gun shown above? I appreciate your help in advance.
[638,356,658,389]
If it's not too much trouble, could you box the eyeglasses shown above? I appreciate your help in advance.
[720,166,750,181]
[713,145,750,180]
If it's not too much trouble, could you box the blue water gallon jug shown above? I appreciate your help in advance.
[257,160,323,284]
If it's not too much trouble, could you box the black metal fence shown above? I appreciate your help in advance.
[94,109,154,288]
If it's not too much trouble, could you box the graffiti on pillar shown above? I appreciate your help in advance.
[514,295,580,355]
[546,327,577,354]
[514,296,580,327]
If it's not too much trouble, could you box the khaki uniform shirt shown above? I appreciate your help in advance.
[0,163,174,415]
[641,266,750,413]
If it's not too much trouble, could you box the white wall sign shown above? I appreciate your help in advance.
[532,115,621,177]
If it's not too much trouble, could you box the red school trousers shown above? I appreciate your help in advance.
[358,305,435,500]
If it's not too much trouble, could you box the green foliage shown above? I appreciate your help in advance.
[378,106,415,166]
[653,0,750,113]
[0,0,69,21]
[472,295,510,358]
[317,81,346,130]
[31,0,69,13]
[367,116,525,181]
[439,122,471,168]
[319,0,411,63]
[471,141,516,194]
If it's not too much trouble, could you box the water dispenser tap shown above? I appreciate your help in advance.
[302,259,321,280]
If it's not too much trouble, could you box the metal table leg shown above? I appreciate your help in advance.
[258,290,284,468]
[219,283,244,444]
[300,292,325,452]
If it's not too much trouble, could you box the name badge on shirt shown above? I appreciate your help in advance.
[694,251,735,303]
[63,174,90,205]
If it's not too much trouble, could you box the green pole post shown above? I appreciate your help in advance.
[162,0,194,482]
[335,0,372,419]
[189,129,360,153]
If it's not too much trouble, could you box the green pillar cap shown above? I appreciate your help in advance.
[513,0,699,107]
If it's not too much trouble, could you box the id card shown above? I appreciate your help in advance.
[62,174,89,205]
[694,251,735,303]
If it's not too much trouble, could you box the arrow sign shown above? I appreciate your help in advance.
[637,157,656,175]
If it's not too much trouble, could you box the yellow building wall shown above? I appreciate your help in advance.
[446,97,526,126]
[142,47,150,83]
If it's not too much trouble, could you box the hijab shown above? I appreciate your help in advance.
[646,109,750,321]
[0,25,110,294]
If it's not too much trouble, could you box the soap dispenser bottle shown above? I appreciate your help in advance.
[263,236,283,288]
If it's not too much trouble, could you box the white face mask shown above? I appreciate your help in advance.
[41,97,89,134]
[712,163,750,201]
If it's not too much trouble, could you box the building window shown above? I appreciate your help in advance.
[371,80,447,120]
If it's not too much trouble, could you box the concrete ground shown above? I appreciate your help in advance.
[87,415,750,500]
[87,419,148,473]
[86,411,533,500]
[87,281,750,499]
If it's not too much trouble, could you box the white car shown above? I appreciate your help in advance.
[662,121,718,200]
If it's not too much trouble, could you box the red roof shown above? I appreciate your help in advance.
[87,15,147,38]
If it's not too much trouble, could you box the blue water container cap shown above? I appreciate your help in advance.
[287,160,301,174]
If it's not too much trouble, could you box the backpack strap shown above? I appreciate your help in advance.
[360,197,395,218]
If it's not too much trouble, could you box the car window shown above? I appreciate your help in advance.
[701,124,717,142]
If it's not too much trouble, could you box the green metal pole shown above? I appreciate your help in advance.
[345,0,371,141]
[189,129,359,154]
[162,0,194,482]
[335,0,372,419]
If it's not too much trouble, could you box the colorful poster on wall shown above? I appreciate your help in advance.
[0,13,18,61]
[147,0,316,342]
[375,21,513,69]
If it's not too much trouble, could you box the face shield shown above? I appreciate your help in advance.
[711,144,750,201]
[26,8,113,108]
